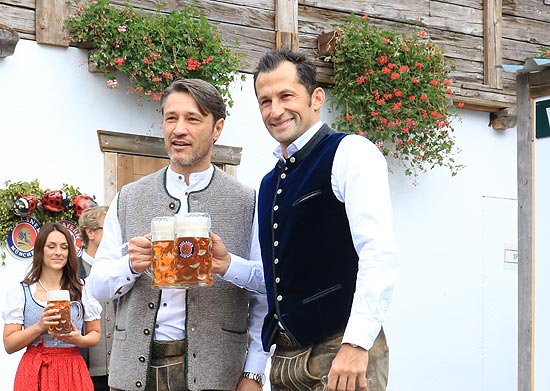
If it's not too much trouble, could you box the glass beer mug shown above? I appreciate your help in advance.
[150,216,176,289]
[46,289,83,334]
[174,212,213,288]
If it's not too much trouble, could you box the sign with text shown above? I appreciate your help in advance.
[535,98,550,139]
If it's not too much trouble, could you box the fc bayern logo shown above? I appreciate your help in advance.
[60,220,84,257]
[178,240,195,258]
[6,217,41,260]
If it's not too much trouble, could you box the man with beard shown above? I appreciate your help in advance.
[89,79,268,391]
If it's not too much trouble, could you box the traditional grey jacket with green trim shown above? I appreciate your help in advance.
[108,166,255,391]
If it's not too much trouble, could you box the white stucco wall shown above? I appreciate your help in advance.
[535,98,550,391]
[0,39,528,390]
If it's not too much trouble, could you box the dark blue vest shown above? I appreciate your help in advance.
[258,125,359,350]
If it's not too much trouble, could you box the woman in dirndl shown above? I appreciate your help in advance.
[2,222,101,391]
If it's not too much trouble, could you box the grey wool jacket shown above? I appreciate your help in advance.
[108,166,255,391]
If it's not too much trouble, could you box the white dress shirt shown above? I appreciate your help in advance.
[226,121,399,350]
[90,165,269,373]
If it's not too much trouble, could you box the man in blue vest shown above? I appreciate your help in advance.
[213,49,399,391]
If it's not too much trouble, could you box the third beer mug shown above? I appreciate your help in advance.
[46,289,83,334]
[174,212,212,288]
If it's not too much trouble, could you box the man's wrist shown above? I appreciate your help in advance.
[346,342,366,351]
[128,258,140,275]
[242,371,266,387]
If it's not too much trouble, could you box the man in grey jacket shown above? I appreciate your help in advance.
[89,78,268,391]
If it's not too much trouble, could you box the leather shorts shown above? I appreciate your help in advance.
[270,329,389,391]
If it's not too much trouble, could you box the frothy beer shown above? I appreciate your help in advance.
[151,217,176,289]
[174,213,212,288]
[47,290,72,334]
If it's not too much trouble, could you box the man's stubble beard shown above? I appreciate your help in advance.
[167,147,211,170]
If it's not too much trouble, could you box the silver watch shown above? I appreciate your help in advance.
[242,371,266,387]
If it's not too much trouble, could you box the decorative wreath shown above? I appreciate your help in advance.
[0,179,97,261]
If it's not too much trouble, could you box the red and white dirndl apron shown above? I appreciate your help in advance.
[13,340,93,391]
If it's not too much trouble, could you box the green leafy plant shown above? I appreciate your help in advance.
[536,46,550,59]
[66,0,245,106]
[326,14,464,178]
[0,180,86,264]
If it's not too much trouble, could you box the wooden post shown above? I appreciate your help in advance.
[516,72,534,391]
[275,0,298,51]
[483,0,502,88]
[36,0,70,47]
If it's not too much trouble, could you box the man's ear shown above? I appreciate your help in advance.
[85,227,95,241]
[212,118,224,143]
[311,87,326,111]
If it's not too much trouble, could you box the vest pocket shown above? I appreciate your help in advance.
[302,284,343,304]
[292,190,322,207]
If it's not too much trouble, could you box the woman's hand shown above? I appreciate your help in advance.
[51,323,83,346]
[39,303,61,333]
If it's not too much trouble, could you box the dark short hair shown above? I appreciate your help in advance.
[160,78,226,123]
[253,48,318,96]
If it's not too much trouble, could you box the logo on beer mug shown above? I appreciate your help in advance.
[178,240,195,258]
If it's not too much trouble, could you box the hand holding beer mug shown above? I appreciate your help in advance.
[174,213,212,288]
[46,290,83,334]
[150,216,176,289]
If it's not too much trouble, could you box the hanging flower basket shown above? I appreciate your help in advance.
[325,14,464,178]
[66,0,245,106]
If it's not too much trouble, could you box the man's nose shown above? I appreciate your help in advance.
[173,118,189,135]
[270,99,284,118]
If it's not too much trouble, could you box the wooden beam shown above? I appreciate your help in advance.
[318,31,336,58]
[516,72,534,391]
[96,130,243,165]
[36,0,69,47]
[275,0,298,50]
[528,67,550,99]
[490,107,517,130]
[0,25,19,57]
[483,0,502,88]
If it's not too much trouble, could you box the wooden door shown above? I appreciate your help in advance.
[117,154,170,190]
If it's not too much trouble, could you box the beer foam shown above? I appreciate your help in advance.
[175,213,210,237]
[47,289,70,301]
[151,216,175,241]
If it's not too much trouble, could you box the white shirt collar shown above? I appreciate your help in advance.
[273,121,324,161]
[166,165,214,192]
[165,165,214,210]
[81,250,95,266]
